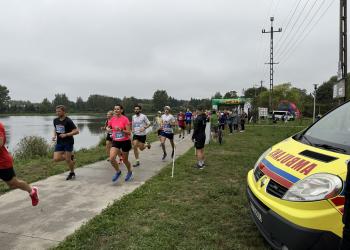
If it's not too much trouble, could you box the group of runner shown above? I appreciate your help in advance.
[0,104,208,206]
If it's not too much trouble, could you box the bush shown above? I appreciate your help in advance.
[14,136,52,160]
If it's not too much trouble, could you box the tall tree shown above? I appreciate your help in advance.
[152,90,169,111]
[39,98,52,113]
[0,85,10,112]
[52,93,70,109]
[223,91,238,98]
[213,92,222,99]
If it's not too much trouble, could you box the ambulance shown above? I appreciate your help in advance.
[247,101,350,250]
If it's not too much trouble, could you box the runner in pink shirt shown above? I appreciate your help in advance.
[107,105,133,182]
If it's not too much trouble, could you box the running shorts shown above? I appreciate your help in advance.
[55,143,74,152]
[0,167,16,182]
[194,135,206,149]
[112,140,132,152]
[106,133,113,142]
[160,131,174,140]
[132,135,147,144]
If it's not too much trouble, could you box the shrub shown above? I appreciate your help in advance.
[14,136,52,160]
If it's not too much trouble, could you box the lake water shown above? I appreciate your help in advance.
[1,115,108,153]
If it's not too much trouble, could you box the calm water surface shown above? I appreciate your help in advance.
[1,115,107,152]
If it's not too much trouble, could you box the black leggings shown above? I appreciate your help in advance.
[228,124,233,133]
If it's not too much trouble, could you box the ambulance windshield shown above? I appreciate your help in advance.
[303,102,350,155]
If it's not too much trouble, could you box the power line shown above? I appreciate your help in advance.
[276,0,322,59]
[281,0,336,63]
[275,0,312,56]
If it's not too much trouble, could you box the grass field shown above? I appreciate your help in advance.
[54,124,305,250]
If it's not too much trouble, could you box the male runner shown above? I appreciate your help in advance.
[132,105,151,167]
[192,108,207,169]
[185,108,193,134]
[160,106,176,160]
[52,105,79,180]
[0,123,39,206]
[177,111,185,139]
[108,104,133,182]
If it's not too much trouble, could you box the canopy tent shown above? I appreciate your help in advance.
[211,98,251,112]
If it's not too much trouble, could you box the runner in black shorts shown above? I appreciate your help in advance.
[101,110,114,160]
[132,105,152,167]
[160,106,176,160]
[192,108,207,169]
[52,105,79,180]
[0,123,39,206]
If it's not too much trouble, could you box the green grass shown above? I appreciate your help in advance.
[0,132,160,195]
[54,125,305,250]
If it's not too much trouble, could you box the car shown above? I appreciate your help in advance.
[247,101,350,250]
[270,110,295,121]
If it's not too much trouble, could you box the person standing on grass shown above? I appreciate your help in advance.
[160,106,176,160]
[227,111,234,134]
[218,111,226,131]
[107,104,133,182]
[52,105,79,180]
[132,104,151,168]
[233,110,239,132]
[240,110,247,132]
[0,123,39,206]
[192,108,207,169]
[177,111,186,139]
[185,108,193,134]
[101,110,114,161]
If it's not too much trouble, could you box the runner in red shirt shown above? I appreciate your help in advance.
[0,123,39,206]
[177,111,185,139]
[107,104,133,182]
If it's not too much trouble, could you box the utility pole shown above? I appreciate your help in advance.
[340,0,347,102]
[313,84,318,123]
[262,17,282,111]
[260,80,263,94]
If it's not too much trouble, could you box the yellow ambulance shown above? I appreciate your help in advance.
[247,102,350,250]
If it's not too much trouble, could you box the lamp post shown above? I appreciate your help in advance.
[313,84,318,123]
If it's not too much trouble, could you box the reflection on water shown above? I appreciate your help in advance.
[0,115,107,152]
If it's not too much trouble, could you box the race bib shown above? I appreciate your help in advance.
[56,125,65,134]
[114,131,124,140]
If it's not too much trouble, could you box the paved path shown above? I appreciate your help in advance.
[0,135,194,250]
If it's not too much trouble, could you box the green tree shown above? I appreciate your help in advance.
[0,85,10,112]
[39,98,52,113]
[212,92,222,99]
[223,91,238,98]
[244,87,268,98]
[76,96,85,112]
[152,90,169,111]
[52,93,71,109]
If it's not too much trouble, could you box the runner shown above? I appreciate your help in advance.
[0,123,39,206]
[185,108,193,134]
[107,104,133,182]
[132,105,151,167]
[160,106,176,160]
[101,110,114,160]
[177,111,185,139]
[192,108,207,169]
[52,105,79,180]
[153,111,163,138]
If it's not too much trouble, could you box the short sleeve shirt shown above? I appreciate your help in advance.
[54,117,77,145]
[132,114,150,136]
[0,123,13,169]
[185,111,192,121]
[108,115,131,141]
[161,114,176,134]
[177,114,185,127]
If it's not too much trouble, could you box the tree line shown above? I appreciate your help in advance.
[0,73,347,116]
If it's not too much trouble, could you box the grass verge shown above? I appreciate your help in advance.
[54,125,304,250]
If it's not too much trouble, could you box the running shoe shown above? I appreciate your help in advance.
[133,162,140,167]
[30,187,39,206]
[112,171,122,182]
[66,172,76,180]
[179,134,181,138]
[125,171,133,182]
[182,136,185,139]
[146,142,151,149]
[198,164,205,170]
[162,153,167,160]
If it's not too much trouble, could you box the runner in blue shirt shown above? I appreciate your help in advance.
[185,109,193,134]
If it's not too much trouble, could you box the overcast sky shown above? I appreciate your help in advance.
[0,0,341,102]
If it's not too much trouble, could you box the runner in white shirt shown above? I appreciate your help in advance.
[159,106,176,160]
[132,105,151,167]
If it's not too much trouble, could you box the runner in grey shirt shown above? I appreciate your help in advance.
[132,105,151,167]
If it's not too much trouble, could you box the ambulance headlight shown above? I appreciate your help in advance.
[253,148,272,171]
[282,173,343,201]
